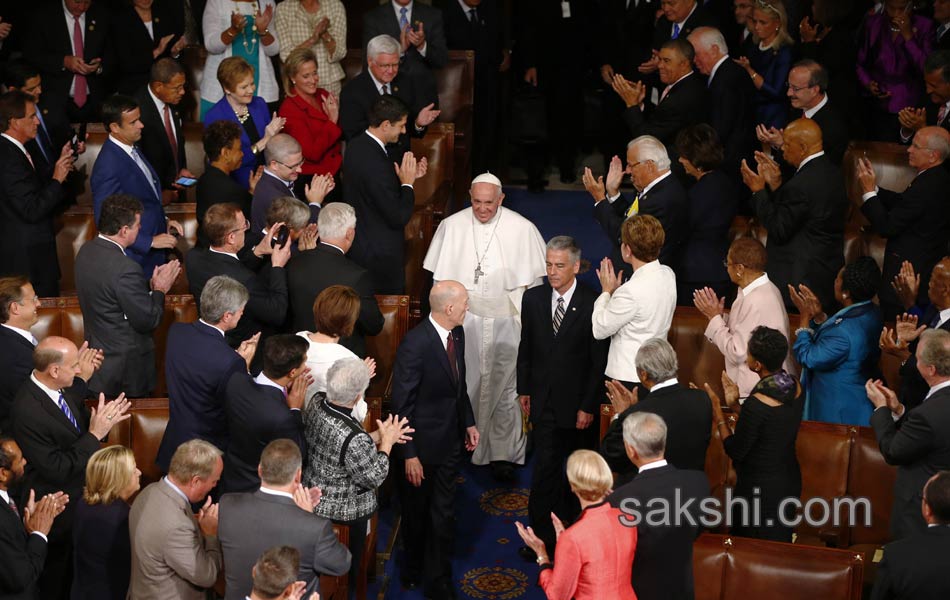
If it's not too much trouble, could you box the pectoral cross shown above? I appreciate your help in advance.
[474,264,485,284]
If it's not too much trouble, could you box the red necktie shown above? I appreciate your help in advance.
[163,104,179,168]
[7,496,18,517]
[73,16,87,108]
[446,332,458,382]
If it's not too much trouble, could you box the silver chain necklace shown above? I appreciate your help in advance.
[471,208,502,284]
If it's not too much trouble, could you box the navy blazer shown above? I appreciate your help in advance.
[71,499,131,600]
[156,321,248,471]
[90,138,168,275]
[0,327,35,434]
[250,172,319,233]
[391,319,475,464]
[204,96,269,192]
[681,170,737,287]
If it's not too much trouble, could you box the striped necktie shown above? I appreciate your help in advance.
[553,296,565,334]
[57,392,80,431]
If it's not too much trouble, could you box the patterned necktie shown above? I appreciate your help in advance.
[7,496,17,517]
[468,7,478,25]
[73,16,88,108]
[553,296,565,334]
[446,332,458,382]
[672,23,681,39]
[938,103,949,126]
[57,392,79,431]
[399,7,409,31]
[163,104,179,168]
[381,83,390,95]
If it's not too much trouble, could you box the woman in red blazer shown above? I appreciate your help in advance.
[278,47,343,199]
[517,450,638,600]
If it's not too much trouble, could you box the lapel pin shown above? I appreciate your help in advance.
[571,307,576,311]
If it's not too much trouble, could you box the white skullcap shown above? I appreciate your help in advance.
[471,172,502,187]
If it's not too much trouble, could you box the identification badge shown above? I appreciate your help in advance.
[561,1,571,19]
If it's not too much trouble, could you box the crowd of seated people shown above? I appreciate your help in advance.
[3,0,950,598]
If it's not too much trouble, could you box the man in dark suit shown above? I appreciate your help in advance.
[0,277,41,433]
[0,90,75,296]
[339,34,440,163]
[607,411,709,600]
[868,329,950,540]
[391,281,479,599]
[516,236,608,557]
[287,202,383,357]
[344,95,428,295]
[196,121,256,248]
[601,338,713,485]
[0,438,66,600]
[741,118,847,311]
[131,58,191,198]
[899,51,950,140]
[186,203,290,358]
[650,0,718,51]
[23,0,113,123]
[250,133,329,232]
[220,335,308,495]
[12,336,129,600]
[362,0,449,69]
[937,1,950,50]
[219,439,350,600]
[156,275,254,472]
[91,95,184,277]
[871,470,950,600]
[858,127,950,319]
[74,194,180,397]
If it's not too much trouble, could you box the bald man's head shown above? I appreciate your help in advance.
[430,281,468,329]
[33,336,82,388]
[782,118,824,167]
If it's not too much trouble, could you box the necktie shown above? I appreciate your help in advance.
[938,103,949,126]
[22,148,35,170]
[57,392,80,431]
[30,336,38,347]
[131,147,160,199]
[468,7,478,25]
[446,332,458,382]
[672,23,680,39]
[381,83,390,95]
[34,113,52,163]
[660,85,672,102]
[73,16,88,108]
[163,104,179,168]
[930,312,942,329]
[7,496,17,517]
[625,194,640,217]
[399,7,409,31]
[553,296,565,334]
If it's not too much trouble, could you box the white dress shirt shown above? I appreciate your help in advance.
[428,314,452,351]
[1,324,37,346]
[551,279,577,318]
[63,3,86,98]
[803,94,828,119]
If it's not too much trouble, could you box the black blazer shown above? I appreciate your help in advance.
[132,85,186,191]
[601,383,713,483]
[220,371,306,495]
[391,319,474,464]
[681,170,737,286]
[28,102,73,180]
[622,71,710,154]
[0,136,67,296]
[607,464,709,600]
[751,155,847,311]
[156,321,247,471]
[113,5,184,94]
[343,133,416,295]
[802,101,849,166]
[250,172,319,233]
[362,1,448,69]
[871,525,950,600]
[596,0,658,79]
[437,0,504,72]
[708,58,756,177]
[195,165,253,248]
[871,387,950,540]
[651,5,718,49]
[71,498,130,600]
[898,308,950,412]
[516,282,607,429]
[287,243,384,358]
[185,248,288,350]
[0,328,35,434]
[0,498,47,600]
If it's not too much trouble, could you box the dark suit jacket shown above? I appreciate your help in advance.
[362,1,448,69]
[287,243,384,358]
[862,166,950,311]
[250,172,319,233]
[185,248,288,350]
[0,327,35,434]
[681,169,737,287]
[622,71,709,154]
[871,387,950,540]
[803,100,849,166]
[218,490,350,600]
[71,498,131,600]
[517,282,607,429]
[29,103,73,180]
[113,5,184,94]
[0,498,47,600]
[219,372,306,495]
[0,136,66,295]
[132,85,186,191]
[708,58,756,177]
[195,166,253,248]
[608,464,709,600]
[156,321,247,471]
[596,0,658,79]
[91,138,168,275]
[438,0,503,72]
[898,307,950,412]
[651,4,718,49]
[75,237,165,397]
[391,319,474,464]
[871,525,950,600]
[343,132,415,295]
[11,376,100,541]
[601,384,713,483]
[751,155,847,311]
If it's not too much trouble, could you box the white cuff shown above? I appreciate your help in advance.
[861,187,879,203]
[607,192,621,204]
[31,531,48,543]
[401,183,414,189]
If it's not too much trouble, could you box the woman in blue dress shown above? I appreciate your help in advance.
[735,0,794,129]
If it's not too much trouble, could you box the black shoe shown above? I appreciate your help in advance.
[518,545,538,562]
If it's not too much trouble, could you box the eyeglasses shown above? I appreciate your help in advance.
[785,82,812,93]
[229,220,250,234]
[374,62,400,71]
[277,159,305,170]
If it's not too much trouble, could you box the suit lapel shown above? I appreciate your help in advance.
[555,288,585,338]
[30,381,83,435]
[424,320,456,384]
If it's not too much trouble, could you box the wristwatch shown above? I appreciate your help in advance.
[536,555,549,566]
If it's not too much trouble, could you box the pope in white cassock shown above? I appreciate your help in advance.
[424,173,547,472]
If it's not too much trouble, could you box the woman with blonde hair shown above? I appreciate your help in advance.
[736,0,794,128]
[516,450,637,599]
[71,445,142,600]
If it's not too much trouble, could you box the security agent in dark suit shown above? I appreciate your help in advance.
[857,128,950,319]
[868,329,950,540]
[196,120,256,248]
[607,412,709,600]
[287,203,383,358]
[741,118,847,312]
[344,95,428,295]
[156,275,255,472]
[250,133,330,233]
[871,470,950,600]
[219,440,350,600]
[219,335,310,495]
[0,90,76,297]
[362,0,449,69]
[897,51,950,142]
[0,277,41,433]
[74,194,181,398]
[12,336,129,600]
[516,236,608,558]
[0,438,67,600]
[601,338,713,486]
[391,281,479,599]
[339,34,440,163]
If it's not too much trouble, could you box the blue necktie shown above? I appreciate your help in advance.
[57,392,79,431]
[34,113,52,163]
[672,23,681,39]
[399,7,409,31]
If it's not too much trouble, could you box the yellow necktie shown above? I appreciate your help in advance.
[625,194,639,218]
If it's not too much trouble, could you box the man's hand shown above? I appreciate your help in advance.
[52,142,75,183]
[581,167,606,202]
[170,35,187,56]
[866,379,903,415]
[0,18,12,41]
[576,410,593,430]
[753,151,782,191]
[465,425,479,451]
[253,221,284,257]
[237,332,260,369]
[896,313,927,343]
[154,34,175,59]
[64,56,96,74]
[292,482,316,513]
[799,16,822,43]
[271,232,293,268]
[286,366,312,410]
[285,581,320,600]
[77,341,104,382]
[596,257,622,295]
[395,152,420,186]
[322,93,339,124]
[305,173,335,206]
[197,496,219,537]
[891,260,919,310]
[248,165,265,193]
[414,156,428,179]
[604,155,624,197]
[868,81,891,99]
[150,233,179,250]
[897,107,926,132]
[524,67,538,86]
[297,223,318,252]
[415,103,441,129]
[405,457,424,486]
[88,392,131,440]
[855,157,878,195]
[24,490,67,536]
[637,51,659,74]
[399,26,412,54]
[880,326,911,362]
[605,379,636,414]
[518,394,530,415]
[149,259,181,293]
[406,21,426,51]
[611,74,645,109]
[167,220,185,238]
[740,158,766,193]
[363,357,377,379]
[600,64,615,85]
[755,124,784,149]
[693,287,725,320]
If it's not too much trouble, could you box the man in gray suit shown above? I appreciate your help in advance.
[74,194,181,397]
[129,439,223,600]
[219,438,350,600]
